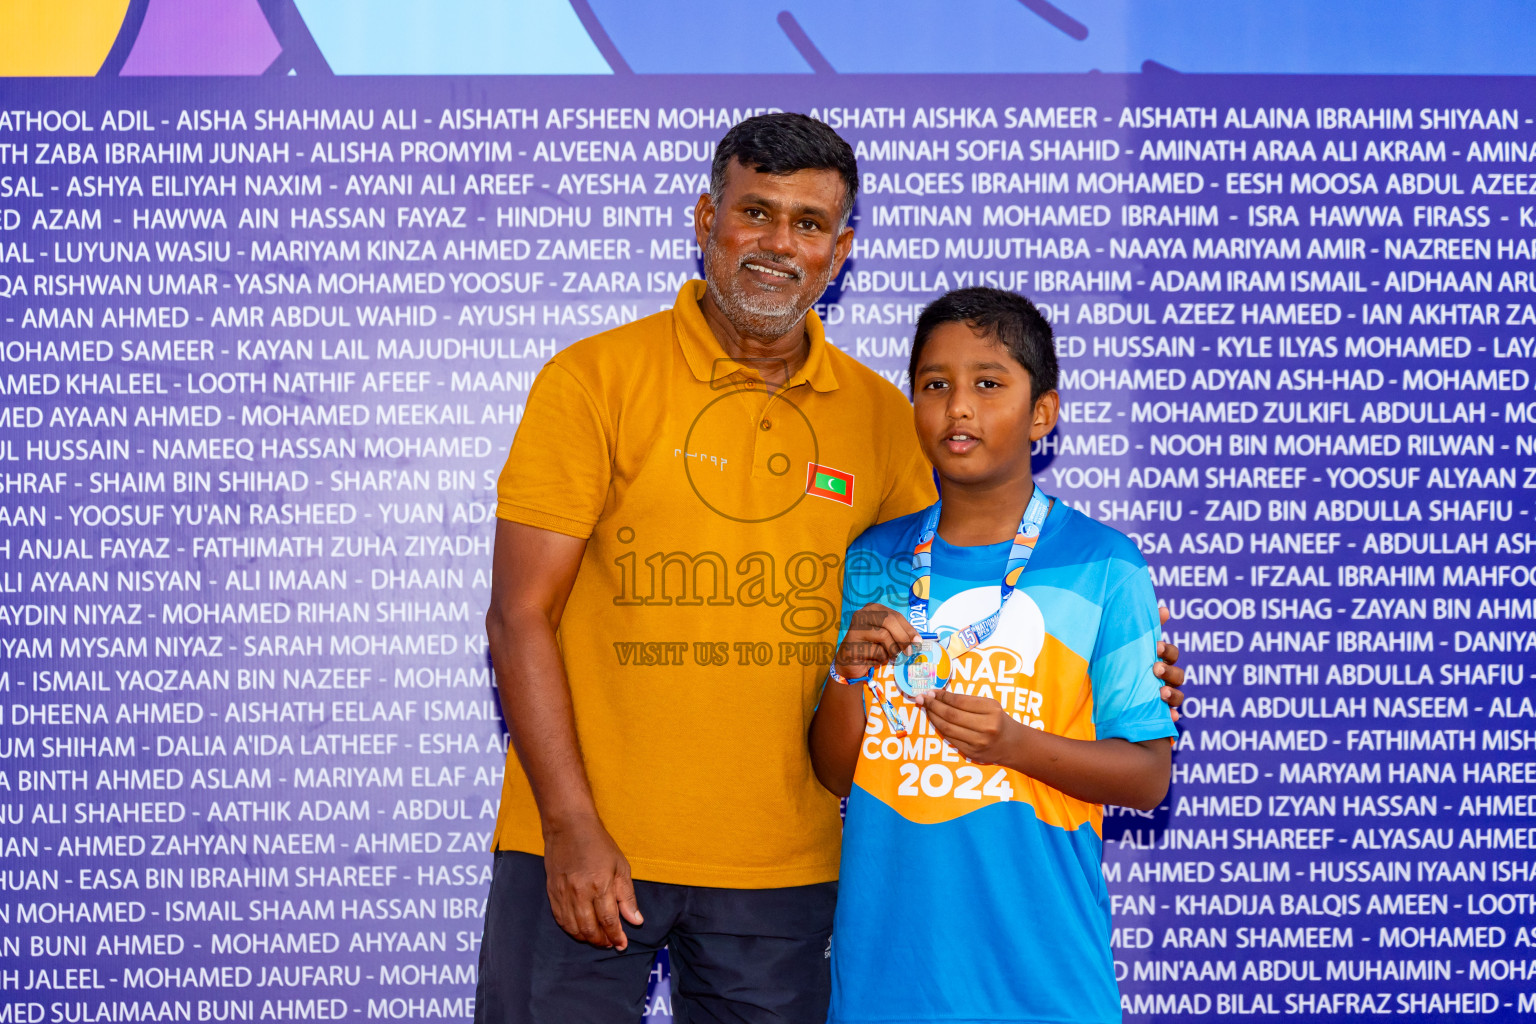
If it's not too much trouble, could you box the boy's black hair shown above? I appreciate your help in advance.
[907,287,1058,401]
[710,113,858,228]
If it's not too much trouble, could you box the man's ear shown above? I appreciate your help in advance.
[693,192,715,251]
[1030,389,1060,441]
[830,221,855,279]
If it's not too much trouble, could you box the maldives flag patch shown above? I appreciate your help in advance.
[806,463,855,506]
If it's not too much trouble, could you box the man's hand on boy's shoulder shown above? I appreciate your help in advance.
[1155,607,1185,722]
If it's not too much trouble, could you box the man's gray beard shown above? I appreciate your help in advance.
[703,236,834,340]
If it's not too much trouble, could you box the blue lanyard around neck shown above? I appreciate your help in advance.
[908,487,1052,672]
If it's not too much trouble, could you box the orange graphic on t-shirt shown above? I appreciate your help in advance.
[854,633,1103,834]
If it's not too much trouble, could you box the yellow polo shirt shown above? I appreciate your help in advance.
[493,280,936,887]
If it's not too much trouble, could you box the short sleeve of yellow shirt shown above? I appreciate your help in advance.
[495,361,612,539]
[492,281,935,888]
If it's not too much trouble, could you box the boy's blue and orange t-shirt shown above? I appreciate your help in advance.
[828,498,1177,1024]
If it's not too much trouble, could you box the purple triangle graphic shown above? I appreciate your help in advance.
[121,0,281,75]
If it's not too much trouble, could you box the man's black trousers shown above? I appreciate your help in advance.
[474,851,837,1024]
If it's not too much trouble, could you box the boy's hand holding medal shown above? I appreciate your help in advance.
[833,604,945,735]
[914,687,1020,765]
[833,602,918,681]
[840,600,1184,745]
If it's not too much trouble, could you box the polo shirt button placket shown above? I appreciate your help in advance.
[750,389,772,477]
[751,382,802,478]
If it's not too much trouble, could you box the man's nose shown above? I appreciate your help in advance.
[758,215,796,255]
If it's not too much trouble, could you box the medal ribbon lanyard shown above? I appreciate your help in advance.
[909,486,1053,668]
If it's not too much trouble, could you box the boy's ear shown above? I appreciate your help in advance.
[1029,390,1060,442]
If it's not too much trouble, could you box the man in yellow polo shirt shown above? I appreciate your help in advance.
[475,114,1183,1024]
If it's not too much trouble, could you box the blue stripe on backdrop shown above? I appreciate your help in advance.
[291,0,612,74]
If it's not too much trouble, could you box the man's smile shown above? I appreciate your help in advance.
[742,257,801,282]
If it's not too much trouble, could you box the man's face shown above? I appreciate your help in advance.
[695,159,854,341]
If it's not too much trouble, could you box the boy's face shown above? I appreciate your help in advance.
[911,321,1059,491]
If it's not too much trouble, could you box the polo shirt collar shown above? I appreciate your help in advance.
[673,280,840,393]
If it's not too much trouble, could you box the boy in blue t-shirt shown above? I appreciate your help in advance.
[810,288,1177,1024]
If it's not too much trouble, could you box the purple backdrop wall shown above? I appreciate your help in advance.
[1,73,1535,1021]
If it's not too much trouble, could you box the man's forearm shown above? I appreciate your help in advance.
[486,600,600,833]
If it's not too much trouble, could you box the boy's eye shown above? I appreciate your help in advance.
[921,379,948,390]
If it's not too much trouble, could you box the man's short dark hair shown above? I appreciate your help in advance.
[908,288,1059,400]
[710,113,858,228]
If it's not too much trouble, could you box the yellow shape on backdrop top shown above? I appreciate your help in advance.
[1,0,130,76]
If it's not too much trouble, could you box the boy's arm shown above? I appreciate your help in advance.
[809,603,916,798]
[915,690,1172,809]
[808,683,865,799]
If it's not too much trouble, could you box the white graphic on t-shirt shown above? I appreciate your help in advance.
[930,585,1046,677]
[859,584,1050,811]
